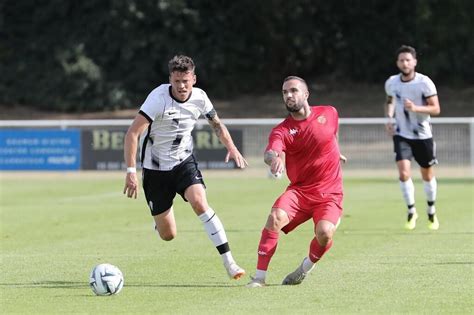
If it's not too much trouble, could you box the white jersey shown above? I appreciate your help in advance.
[139,84,214,170]
[385,72,437,139]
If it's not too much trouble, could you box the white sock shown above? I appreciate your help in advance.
[255,269,266,281]
[399,178,415,210]
[423,178,437,214]
[302,257,315,273]
[220,251,234,266]
[198,208,232,263]
[427,205,436,215]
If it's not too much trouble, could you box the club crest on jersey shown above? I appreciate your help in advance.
[317,115,327,124]
[289,128,298,135]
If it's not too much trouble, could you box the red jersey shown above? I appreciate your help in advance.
[266,106,343,194]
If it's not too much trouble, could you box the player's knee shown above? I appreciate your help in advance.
[158,230,176,241]
[189,197,208,214]
[315,226,333,246]
[265,210,288,231]
[399,175,410,182]
[399,171,410,181]
[421,169,434,181]
[190,201,205,213]
[155,227,176,241]
[188,195,209,214]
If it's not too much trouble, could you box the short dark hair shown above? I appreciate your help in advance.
[168,55,195,73]
[396,45,417,59]
[283,76,308,90]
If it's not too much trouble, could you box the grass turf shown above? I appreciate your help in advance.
[0,172,472,314]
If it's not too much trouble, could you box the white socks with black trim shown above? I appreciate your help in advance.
[424,177,437,214]
[423,178,437,201]
[399,178,415,213]
[198,208,234,265]
[400,177,438,215]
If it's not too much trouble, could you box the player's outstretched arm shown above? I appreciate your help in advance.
[206,112,248,168]
[123,114,150,199]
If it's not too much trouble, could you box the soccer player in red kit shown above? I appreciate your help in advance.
[247,76,346,288]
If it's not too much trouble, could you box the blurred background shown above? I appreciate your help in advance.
[1,0,473,118]
[0,0,473,172]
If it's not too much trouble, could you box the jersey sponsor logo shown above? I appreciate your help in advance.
[317,115,327,124]
[289,128,298,135]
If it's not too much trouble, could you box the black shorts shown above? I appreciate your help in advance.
[393,135,438,168]
[142,154,205,216]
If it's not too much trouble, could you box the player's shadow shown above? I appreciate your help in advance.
[433,262,474,265]
[339,229,474,236]
[118,282,280,288]
[0,281,85,289]
[0,281,272,289]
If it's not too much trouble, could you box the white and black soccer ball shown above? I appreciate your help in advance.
[89,263,124,296]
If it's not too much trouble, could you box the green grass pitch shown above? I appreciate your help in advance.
[0,172,472,314]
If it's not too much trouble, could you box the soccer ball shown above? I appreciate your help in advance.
[89,263,124,296]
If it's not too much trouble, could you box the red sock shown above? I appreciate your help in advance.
[256,228,279,271]
[309,238,333,263]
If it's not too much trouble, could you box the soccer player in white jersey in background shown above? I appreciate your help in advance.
[384,45,441,230]
[123,55,247,279]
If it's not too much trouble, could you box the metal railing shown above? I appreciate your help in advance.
[1,117,473,170]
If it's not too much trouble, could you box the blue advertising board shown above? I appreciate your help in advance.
[0,129,81,170]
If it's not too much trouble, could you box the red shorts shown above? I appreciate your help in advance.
[272,188,343,234]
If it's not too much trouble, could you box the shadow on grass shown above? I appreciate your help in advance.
[0,280,267,289]
[432,262,474,265]
[124,282,280,288]
[339,229,473,235]
[176,229,262,233]
[0,281,86,289]
[378,261,473,265]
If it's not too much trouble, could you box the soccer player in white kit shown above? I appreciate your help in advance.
[123,55,247,279]
[384,45,441,230]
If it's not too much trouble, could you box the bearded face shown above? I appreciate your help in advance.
[285,99,305,113]
[282,79,309,113]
